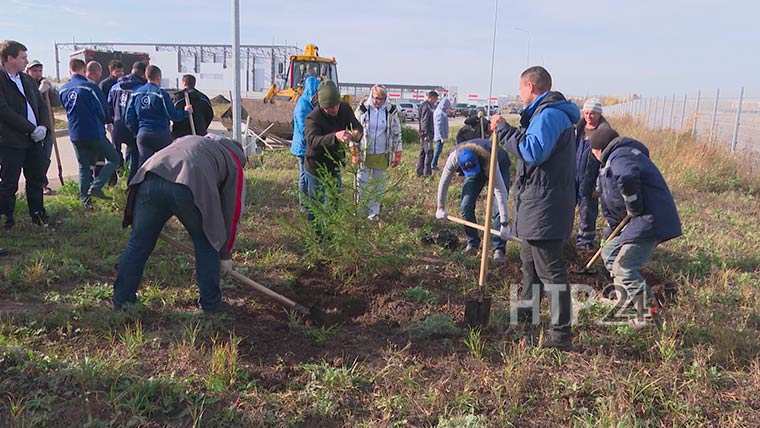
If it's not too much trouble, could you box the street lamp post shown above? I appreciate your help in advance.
[514,27,531,67]
[231,0,242,143]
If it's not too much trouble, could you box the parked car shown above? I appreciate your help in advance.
[398,102,418,122]
[454,103,471,117]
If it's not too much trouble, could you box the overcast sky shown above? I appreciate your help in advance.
[2,0,757,99]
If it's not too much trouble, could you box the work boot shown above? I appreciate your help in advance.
[89,188,112,200]
[463,243,479,255]
[493,248,506,263]
[31,211,48,227]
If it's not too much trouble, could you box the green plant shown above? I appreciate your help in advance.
[401,125,419,145]
[304,324,339,346]
[206,335,241,392]
[407,314,462,340]
[463,328,485,360]
[403,286,436,304]
[119,321,145,355]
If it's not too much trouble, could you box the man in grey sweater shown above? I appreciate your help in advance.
[435,139,512,261]
[113,134,247,312]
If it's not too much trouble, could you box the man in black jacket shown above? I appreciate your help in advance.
[416,91,438,176]
[172,75,215,138]
[0,40,51,229]
[491,66,580,351]
[303,80,362,227]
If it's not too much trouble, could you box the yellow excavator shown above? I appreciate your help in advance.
[222,44,340,139]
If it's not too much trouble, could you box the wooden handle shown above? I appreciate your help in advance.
[584,215,632,270]
[446,215,522,243]
[43,95,64,185]
[184,92,197,136]
[477,132,500,289]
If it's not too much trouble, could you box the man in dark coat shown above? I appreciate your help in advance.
[416,91,438,176]
[575,98,612,250]
[590,127,682,328]
[491,66,580,350]
[0,40,51,228]
[303,80,363,228]
[171,74,215,138]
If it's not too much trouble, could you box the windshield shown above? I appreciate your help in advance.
[289,61,337,89]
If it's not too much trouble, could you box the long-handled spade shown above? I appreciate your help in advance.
[160,232,325,324]
[573,214,632,275]
[464,132,500,328]
[42,91,64,186]
[184,92,197,136]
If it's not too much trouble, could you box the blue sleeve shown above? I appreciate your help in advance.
[163,90,187,122]
[125,95,138,133]
[519,109,571,166]
[610,153,644,215]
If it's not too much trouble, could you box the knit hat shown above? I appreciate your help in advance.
[582,98,603,113]
[318,80,341,108]
[458,149,482,177]
[589,127,620,151]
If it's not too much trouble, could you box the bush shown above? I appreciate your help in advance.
[407,314,462,339]
[402,126,419,145]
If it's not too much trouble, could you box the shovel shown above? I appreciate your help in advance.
[160,232,325,324]
[573,214,632,275]
[42,92,64,186]
[464,132,500,328]
[184,92,197,136]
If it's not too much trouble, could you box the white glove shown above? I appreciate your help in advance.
[38,79,52,94]
[220,259,233,274]
[435,208,447,220]
[30,125,47,143]
[499,224,512,241]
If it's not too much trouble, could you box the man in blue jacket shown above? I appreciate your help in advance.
[59,58,119,207]
[589,127,682,328]
[126,65,191,167]
[108,61,147,182]
[491,66,580,350]
[291,75,320,207]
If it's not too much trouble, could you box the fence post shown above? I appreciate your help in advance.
[692,90,701,137]
[680,93,688,130]
[660,97,667,129]
[668,93,676,129]
[709,88,720,143]
[730,86,745,152]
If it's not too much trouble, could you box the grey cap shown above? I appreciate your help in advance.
[26,60,42,70]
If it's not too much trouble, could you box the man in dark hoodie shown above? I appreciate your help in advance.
[113,134,247,312]
[171,74,215,138]
[491,66,580,350]
[303,80,362,225]
[575,98,612,250]
[456,113,491,143]
[108,61,147,181]
[589,127,682,329]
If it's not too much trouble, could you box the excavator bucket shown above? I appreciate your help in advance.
[221,97,297,140]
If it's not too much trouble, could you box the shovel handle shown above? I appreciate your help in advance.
[583,214,632,270]
[184,92,197,136]
[446,215,522,243]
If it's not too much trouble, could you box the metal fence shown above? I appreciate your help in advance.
[603,88,760,154]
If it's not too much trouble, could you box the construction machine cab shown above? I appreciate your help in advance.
[264,44,338,102]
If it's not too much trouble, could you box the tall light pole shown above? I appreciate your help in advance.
[514,27,531,67]
[486,0,499,115]
[231,0,242,142]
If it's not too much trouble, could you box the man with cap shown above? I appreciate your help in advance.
[435,138,511,261]
[303,80,363,229]
[575,98,612,250]
[114,134,246,313]
[490,66,580,350]
[25,59,56,195]
[589,127,682,328]
[416,91,438,176]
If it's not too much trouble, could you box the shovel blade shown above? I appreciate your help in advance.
[464,297,492,328]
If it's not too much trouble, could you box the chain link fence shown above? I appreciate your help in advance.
[604,88,760,154]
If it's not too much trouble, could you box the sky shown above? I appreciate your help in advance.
[2,0,758,99]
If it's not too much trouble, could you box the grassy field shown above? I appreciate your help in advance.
[1,117,759,427]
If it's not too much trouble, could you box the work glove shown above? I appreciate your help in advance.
[391,151,402,167]
[38,79,52,94]
[220,259,233,274]
[499,224,512,241]
[435,207,447,220]
[30,125,47,143]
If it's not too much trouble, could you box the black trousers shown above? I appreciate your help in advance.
[0,144,46,219]
[517,238,572,338]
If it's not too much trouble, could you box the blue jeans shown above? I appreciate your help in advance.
[296,155,308,208]
[576,194,599,247]
[460,173,506,251]
[601,235,658,307]
[113,174,222,310]
[71,138,119,200]
[431,140,444,169]
[136,130,171,167]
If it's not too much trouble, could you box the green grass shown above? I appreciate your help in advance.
[1,120,759,425]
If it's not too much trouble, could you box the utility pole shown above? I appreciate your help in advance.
[231,0,242,142]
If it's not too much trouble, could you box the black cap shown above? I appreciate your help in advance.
[590,127,620,151]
